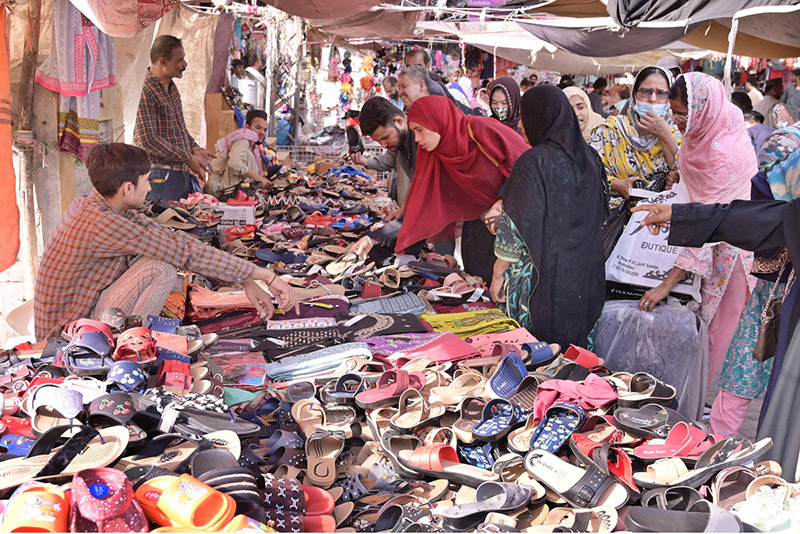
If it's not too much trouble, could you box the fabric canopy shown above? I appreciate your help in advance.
[264,0,384,20]
[518,18,700,57]
[308,9,419,40]
[68,0,177,38]
[608,0,800,28]
[417,21,695,75]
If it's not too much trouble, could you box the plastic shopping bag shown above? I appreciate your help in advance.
[605,183,702,301]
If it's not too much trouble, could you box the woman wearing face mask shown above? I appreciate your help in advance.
[563,86,605,142]
[590,66,681,206]
[487,77,523,135]
[396,95,529,282]
[638,74,757,430]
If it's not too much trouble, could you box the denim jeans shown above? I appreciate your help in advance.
[146,168,202,202]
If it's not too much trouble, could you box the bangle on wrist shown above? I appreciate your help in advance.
[267,271,277,285]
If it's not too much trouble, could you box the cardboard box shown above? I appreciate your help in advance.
[314,157,340,175]
[216,204,255,230]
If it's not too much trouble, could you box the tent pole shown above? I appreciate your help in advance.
[18,0,42,293]
[723,17,739,97]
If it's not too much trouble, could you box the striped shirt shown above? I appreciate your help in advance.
[133,71,197,165]
[34,190,256,340]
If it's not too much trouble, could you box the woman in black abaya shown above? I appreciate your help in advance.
[490,84,608,348]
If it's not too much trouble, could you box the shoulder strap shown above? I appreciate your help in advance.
[466,122,500,168]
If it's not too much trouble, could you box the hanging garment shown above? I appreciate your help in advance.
[0,5,19,273]
[36,0,115,161]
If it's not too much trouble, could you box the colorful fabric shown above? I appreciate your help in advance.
[35,0,116,96]
[563,86,604,142]
[674,73,756,323]
[758,125,800,201]
[679,73,757,205]
[495,213,533,332]
[397,95,529,251]
[420,309,520,338]
[57,93,100,161]
[0,4,19,273]
[206,132,261,195]
[34,190,256,340]
[133,71,198,165]
[487,76,522,131]
[717,278,778,400]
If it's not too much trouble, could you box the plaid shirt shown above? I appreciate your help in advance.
[34,190,256,340]
[133,71,198,165]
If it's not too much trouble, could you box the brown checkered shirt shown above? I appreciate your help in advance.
[133,71,198,165]
[34,190,256,340]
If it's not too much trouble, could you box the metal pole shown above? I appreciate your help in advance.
[290,19,305,143]
[18,0,43,292]
[268,20,279,134]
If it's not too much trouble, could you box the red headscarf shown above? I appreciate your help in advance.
[396,96,529,252]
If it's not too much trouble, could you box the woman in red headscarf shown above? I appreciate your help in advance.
[397,95,529,281]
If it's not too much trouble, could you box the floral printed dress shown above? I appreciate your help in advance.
[494,213,535,333]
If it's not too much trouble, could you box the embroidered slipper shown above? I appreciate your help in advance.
[88,393,147,445]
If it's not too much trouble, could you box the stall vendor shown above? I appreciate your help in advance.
[33,143,298,341]
[204,110,274,196]
[133,35,212,202]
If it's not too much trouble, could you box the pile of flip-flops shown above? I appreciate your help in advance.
[0,163,790,533]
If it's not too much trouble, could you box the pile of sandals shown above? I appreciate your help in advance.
[0,163,790,533]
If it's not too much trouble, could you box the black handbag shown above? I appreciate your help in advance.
[602,199,633,260]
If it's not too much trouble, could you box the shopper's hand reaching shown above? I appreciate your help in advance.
[242,279,276,320]
[631,204,673,235]
[490,259,511,304]
[665,170,680,190]
[387,207,404,222]
[267,275,300,314]
[350,151,369,167]
[346,236,374,259]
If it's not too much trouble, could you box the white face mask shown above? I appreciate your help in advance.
[492,107,510,121]
[633,101,669,117]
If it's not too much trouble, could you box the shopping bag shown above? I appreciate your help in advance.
[604,183,702,301]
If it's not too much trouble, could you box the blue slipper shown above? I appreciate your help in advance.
[488,353,528,398]
[529,401,586,453]
[472,399,528,442]
[523,342,561,367]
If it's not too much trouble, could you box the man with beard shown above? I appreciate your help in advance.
[383,76,403,110]
[351,97,416,217]
[134,35,213,201]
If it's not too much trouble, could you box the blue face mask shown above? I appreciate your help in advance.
[634,101,669,117]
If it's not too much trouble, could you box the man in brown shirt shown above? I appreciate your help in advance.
[34,143,297,340]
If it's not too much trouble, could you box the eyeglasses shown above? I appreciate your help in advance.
[637,87,670,101]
